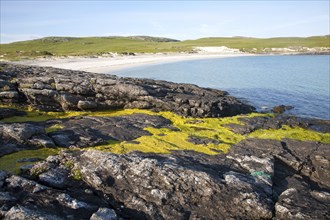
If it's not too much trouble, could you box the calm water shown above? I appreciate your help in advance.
[112,55,330,120]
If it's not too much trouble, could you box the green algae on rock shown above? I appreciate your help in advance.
[249,125,330,144]
[0,148,60,174]
[1,106,330,173]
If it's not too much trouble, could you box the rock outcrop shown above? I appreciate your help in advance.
[1,136,329,219]
[0,62,255,117]
[0,63,329,219]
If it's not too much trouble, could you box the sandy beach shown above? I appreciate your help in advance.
[14,51,254,74]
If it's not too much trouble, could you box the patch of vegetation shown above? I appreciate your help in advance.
[248,125,330,144]
[0,148,60,174]
[1,35,329,60]
[45,124,64,133]
[179,36,330,52]
[92,111,265,155]
[63,159,82,180]
[50,83,56,89]
[71,168,82,180]
[64,160,75,169]
[29,162,49,178]
[0,104,97,122]
[0,104,328,159]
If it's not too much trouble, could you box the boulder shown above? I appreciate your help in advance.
[272,105,294,114]
[0,108,26,120]
[1,123,45,142]
[77,100,98,110]
[90,208,117,220]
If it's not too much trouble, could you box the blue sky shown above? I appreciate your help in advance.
[0,1,329,43]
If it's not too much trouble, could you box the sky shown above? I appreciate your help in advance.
[0,0,329,43]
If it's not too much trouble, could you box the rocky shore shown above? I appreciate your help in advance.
[0,62,254,117]
[0,62,329,219]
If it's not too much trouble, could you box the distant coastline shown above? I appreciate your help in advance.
[12,52,254,73]
[1,35,329,62]
[11,47,329,73]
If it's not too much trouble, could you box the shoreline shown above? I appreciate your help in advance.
[13,52,255,73]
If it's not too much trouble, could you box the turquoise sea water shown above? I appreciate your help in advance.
[112,55,330,120]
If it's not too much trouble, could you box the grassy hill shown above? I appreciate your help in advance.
[1,35,329,60]
[180,36,330,51]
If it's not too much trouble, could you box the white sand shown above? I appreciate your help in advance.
[14,52,254,74]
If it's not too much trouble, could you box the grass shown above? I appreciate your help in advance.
[1,35,329,60]
[179,36,330,52]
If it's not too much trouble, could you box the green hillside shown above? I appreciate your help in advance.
[0,35,329,60]
[180,36,330,50]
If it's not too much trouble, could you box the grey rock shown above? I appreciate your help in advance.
[2,123,45,142]
[0,91,19,99]
[48,114,172,148]
[272,105,294,114]
[90,208,117,220]
[0,170,7,188]
[28,134,56,148]
[6,175,48,193]
[3,205,63,220]
[0,62,255,117]
[56,193,93,209]
[19,164,35,175]
[0,192,17,207]
[0,108,25,119]
[187,136,221,146]
[38,168,69,189]
[58,150,273,219]
[77,100,98,110]
[59,93,81,110]
[226,114,330,135]
[276,187,330,220]
[50,132,75,147]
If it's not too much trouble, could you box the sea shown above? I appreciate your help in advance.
[112,55,330,120]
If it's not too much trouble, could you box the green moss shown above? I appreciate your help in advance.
[29,162,49,177]
[248,125,330,144]
[93,111,245,155]
[0,148,60,174]
[64,160,74,169]
[71,168,82,180]
[0,104,140,123]
[1,105,328,157]
[45,124,64,133]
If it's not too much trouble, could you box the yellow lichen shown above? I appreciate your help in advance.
[1,104,329,159]
[249,125,330,144]
[93,111,244,155]
[45,124,64,133]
